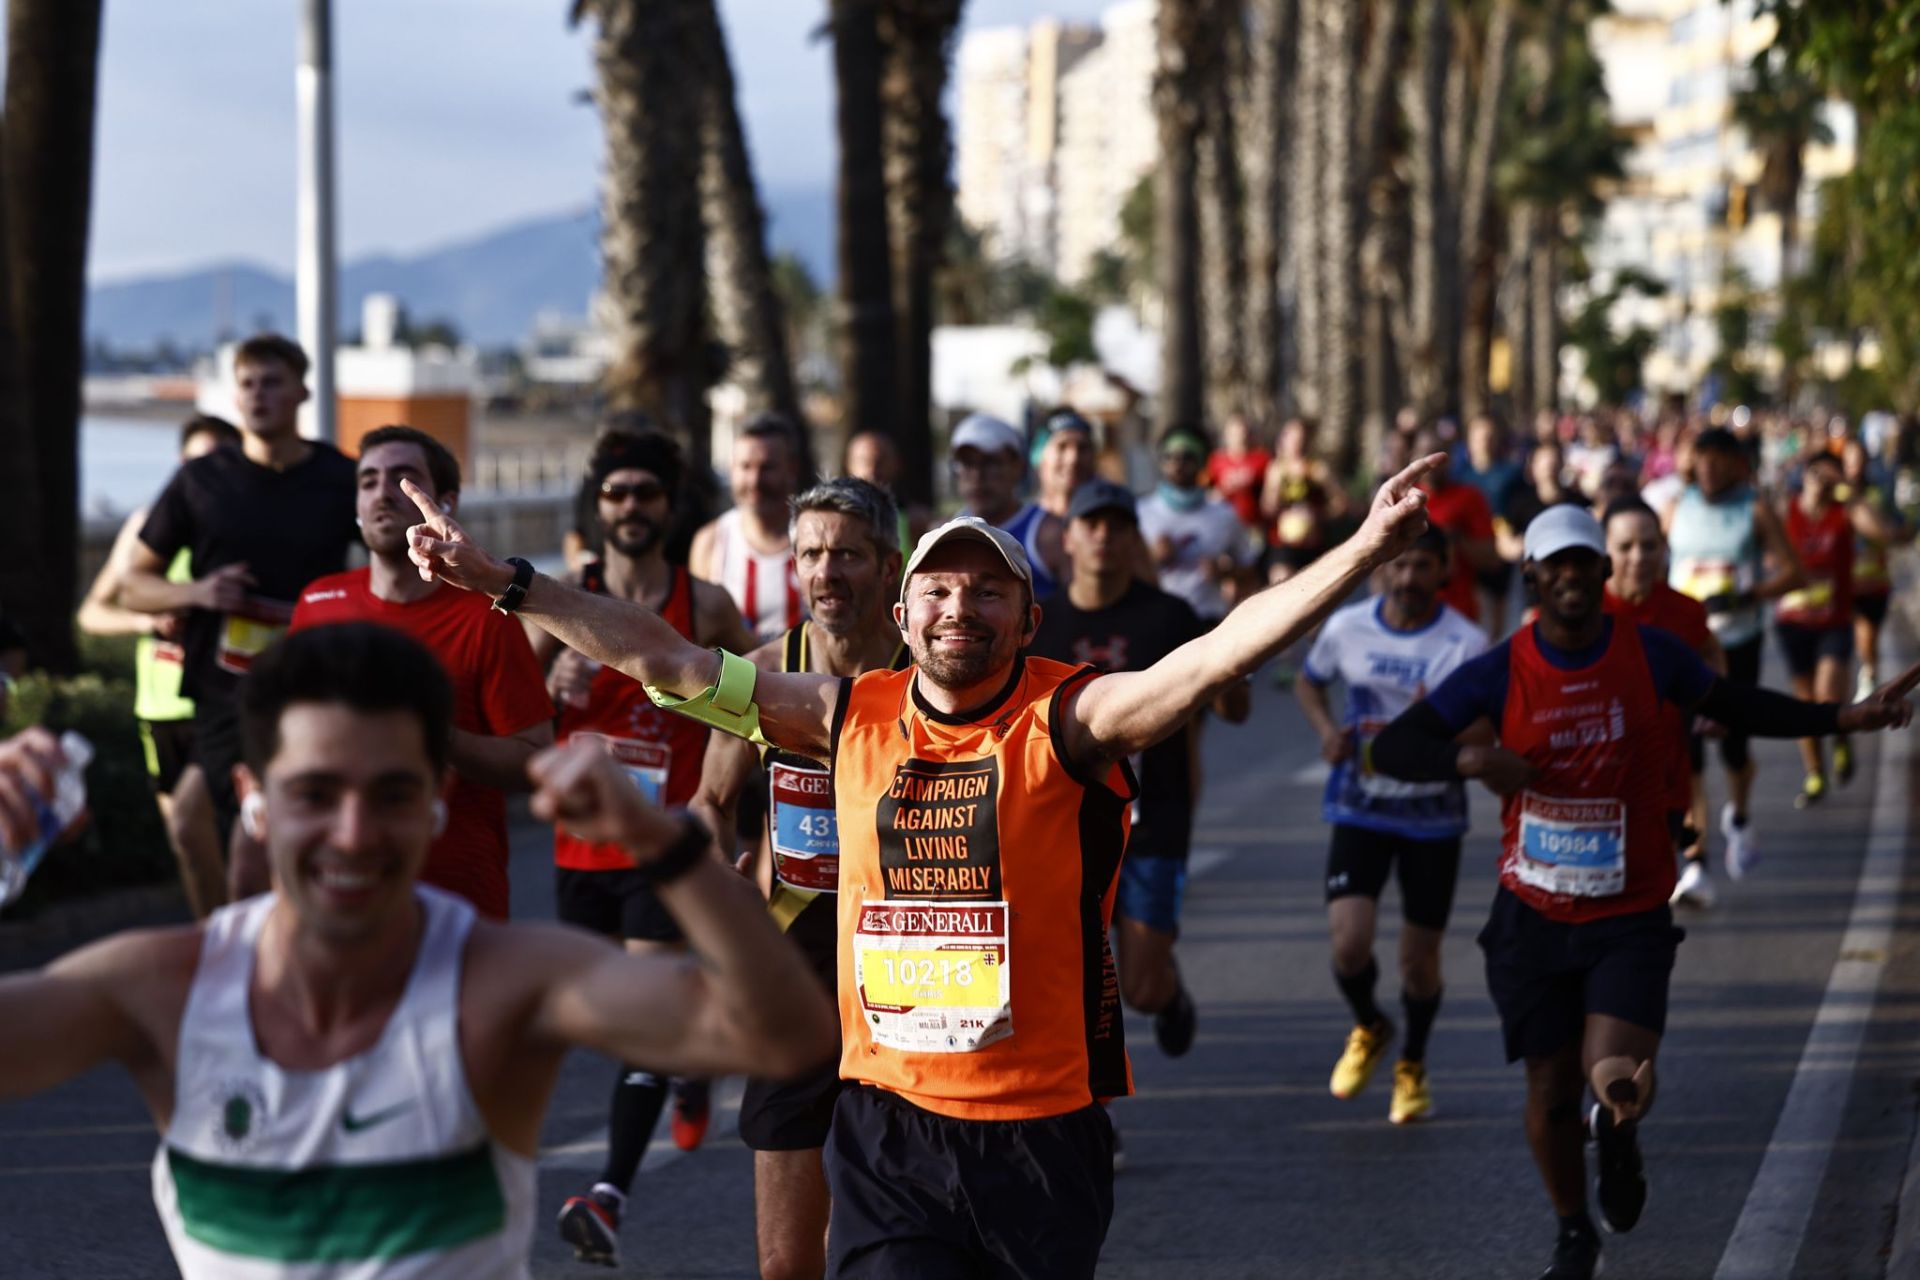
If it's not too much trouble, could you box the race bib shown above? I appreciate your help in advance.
[853,899,1011,1053]
[573,732,669,805]
[215,613,286,675]
[1514,792,1626,898]
[1675,558,1737,605]
[1277,507,1316,546]
[769,761,838,893]
[1780,578,1835,615]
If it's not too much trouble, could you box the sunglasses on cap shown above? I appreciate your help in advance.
[599,479,668,504]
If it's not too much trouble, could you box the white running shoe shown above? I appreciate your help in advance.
[1671,860,1715,909]
[1857,665,1878,704]
[1721,803,1758,880]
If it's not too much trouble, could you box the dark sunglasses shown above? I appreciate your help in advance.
[599,480,667,504]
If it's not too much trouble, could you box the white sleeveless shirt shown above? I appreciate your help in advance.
[712,508,804,641]
[151,886,536,1279]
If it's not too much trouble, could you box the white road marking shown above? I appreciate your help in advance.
[1713,722,1912,1279]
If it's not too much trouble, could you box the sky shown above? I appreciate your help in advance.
[86,0,1114,284]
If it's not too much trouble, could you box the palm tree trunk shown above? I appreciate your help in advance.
[1289,0,1325,419]
[691,0,799,429]
[831,0,899,452]
[1155,0,1208,431]
[0,125,41,665]
[1241,0,1297,428]
[3,0,103,673]
[1318,0,1362,471]
[585,0,713,464]
[1200,10,1249,427]
[1506,204,1537,422]
[1531,226,1560,416]
[878,0,960,507]
[1457,0,1518,421]
[1403,0,1452,418]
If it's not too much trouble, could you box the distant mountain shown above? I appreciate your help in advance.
[86,184,836,351]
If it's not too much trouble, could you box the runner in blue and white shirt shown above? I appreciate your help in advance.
[1295,527,1488,1123]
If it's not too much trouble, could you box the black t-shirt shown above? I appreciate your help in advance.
[1028,579,1204,857]
[139,441,358,702]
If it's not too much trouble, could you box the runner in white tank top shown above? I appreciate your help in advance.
[711,507,805,641]
[0,621,836,1280]
[153,886,536,1279]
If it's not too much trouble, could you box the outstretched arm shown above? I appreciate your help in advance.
[519,741,836,1078]
[1061,455,1444,770]
[400,479,839,757]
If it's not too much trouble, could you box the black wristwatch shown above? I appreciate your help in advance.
[629,813,712,887]
[491,557,535,615]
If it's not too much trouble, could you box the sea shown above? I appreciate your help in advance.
[80,414,183,521]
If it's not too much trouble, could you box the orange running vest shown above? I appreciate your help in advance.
[831,657,1135,1120]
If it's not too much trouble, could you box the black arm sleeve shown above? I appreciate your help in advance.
[1369,703,1466,783]
[1695,678,1841,739]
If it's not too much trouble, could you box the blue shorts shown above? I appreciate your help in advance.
[1114,855,1187,936]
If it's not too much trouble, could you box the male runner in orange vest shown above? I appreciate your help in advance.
[399,456,1445,1278]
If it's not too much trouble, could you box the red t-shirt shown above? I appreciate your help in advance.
[1208,447,1272,529]
[1421,481,1496,622]
[1777,501,1854,629]
[1605,584,1710,812]
[290,570,554,919]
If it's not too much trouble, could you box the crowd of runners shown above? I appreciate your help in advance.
[1,335,1918,1279]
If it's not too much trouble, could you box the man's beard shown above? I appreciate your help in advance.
[807,579,880,639]
[606,517,663,559]
[911,626,1020,691]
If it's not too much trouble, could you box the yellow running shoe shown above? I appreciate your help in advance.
[1329,1018,1395,1099]
[1389,1059,1433,1124]
[1793,771,1827,810]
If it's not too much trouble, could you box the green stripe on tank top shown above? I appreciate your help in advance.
[168,1143,506,1262]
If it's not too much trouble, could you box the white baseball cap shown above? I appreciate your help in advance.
[950,413,1024,456]
[900,516,1033,600]
[1523,504,1607,562]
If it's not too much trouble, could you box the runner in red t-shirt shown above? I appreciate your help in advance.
[1601,498,1726,909]
[285,427,553,920]
[1207,412,1272,535]
[1413,426,1498,626]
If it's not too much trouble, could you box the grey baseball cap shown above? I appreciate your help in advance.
[1523,504,1607,562]
[1066,479,1138,523]
[900,515,1034,600]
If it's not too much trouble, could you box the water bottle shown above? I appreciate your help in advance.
[0,731,94,907]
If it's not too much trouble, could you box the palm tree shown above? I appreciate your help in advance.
[1241,0,1299,427]
[830,0,899,450]
[2,0,105,674]
[690,0,801,428]
[575,0,714,462]
[1456,0,1523,420]
[1731,42,1832,290]
[878,0,962,507]
[1289,0,1325,418]
[1154,0,1211,430]
[1403,0,1454,418]
[1201,4,1250,427]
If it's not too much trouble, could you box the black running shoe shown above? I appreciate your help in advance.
[1538,1225,1601,1279]
[1154,986,1197,1057]
[1591,1102,1647,1233]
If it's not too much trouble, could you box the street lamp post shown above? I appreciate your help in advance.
[296,0,338,442]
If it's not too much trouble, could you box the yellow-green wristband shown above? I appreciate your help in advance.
[644,649,768,747]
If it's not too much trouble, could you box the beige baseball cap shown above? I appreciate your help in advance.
[899,516,1033,601]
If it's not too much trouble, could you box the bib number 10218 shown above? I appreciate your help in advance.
[877,955,976,990]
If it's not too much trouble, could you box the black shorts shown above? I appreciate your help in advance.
[1477,886,1685,1063]
[190,687,244,842]
[1774,621,1852,678]
[824,1084,1113,1280]
[1857,592,1890,627]
[739,892,843,1151]
[1324,824,1463,931]
[553,865,686,943]
[140,718,196,795]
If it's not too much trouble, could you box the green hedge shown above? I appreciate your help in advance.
[0,634,175,920]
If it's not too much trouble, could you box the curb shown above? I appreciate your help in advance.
[0,881,187,966]
[1881,549,1920,1280]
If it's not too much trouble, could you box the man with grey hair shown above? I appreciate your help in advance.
[689,475,909,1280]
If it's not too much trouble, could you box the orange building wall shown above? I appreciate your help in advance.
[336,394,473,475]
